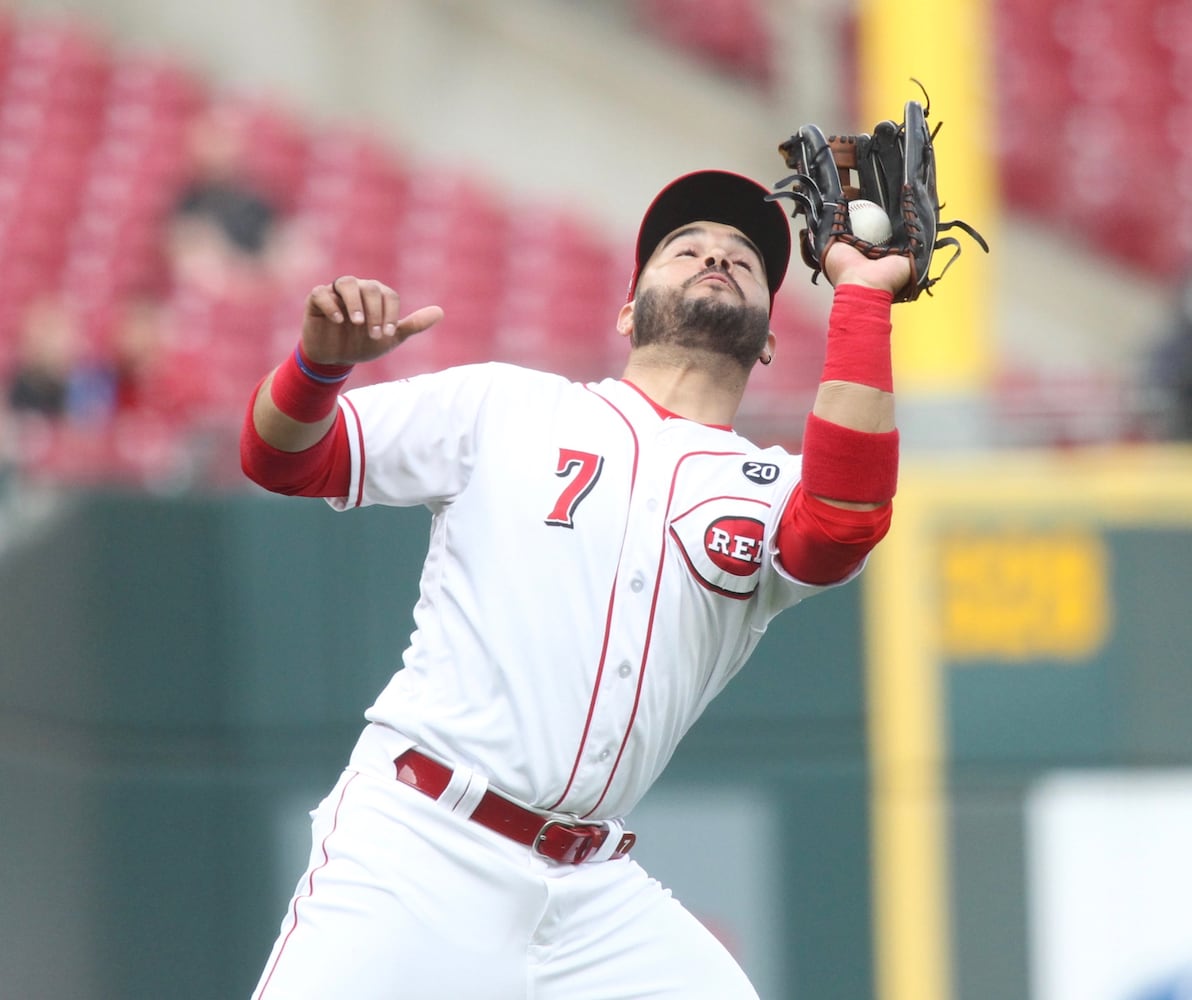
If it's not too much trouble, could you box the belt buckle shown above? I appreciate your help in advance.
[533,817,598,865]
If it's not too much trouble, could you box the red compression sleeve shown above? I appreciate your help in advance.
[240,381,352,497]
[821,284,894,391]
[776,484,892,584]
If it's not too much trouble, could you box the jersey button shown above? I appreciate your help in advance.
[629,574,645,593]
[618,661,632,678]
[598,748,611,762]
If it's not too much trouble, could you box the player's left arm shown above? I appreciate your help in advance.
[775,243,909,583]
[241,276,443,497]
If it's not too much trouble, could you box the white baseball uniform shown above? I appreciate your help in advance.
[252,361,861,999]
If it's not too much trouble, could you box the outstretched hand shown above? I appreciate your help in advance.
[302,276,445,365]
[822,243,912,298]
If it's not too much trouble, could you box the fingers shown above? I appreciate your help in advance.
[328,276,399,338]
[396,305,445,340]
[307,281,350,324]
[310,277,442,342]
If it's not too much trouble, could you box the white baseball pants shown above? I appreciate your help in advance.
[250,754,758,998]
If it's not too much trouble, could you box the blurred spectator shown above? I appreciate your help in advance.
[5,294,112,422]
[5,292,202,428]
[2,291,207,489]
[102,294,201,423]
[1146,272,1192,441]
[166,102,281,296]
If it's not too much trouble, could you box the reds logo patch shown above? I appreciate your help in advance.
[669,498,770,599]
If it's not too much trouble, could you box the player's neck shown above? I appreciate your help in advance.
[620,347,746,426]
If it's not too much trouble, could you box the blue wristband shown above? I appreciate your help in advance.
[293,345,353,385]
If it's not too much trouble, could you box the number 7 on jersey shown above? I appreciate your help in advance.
[545,448,604,528]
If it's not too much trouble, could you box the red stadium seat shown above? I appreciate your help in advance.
[103,53,207,120]
[632,0,775,88]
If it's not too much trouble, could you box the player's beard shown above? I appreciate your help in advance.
[631,283,770,369]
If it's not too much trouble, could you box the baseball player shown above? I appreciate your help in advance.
[241,169,909,998]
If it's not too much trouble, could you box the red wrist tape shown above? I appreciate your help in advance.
[821,284,894,392]
[269,343,354,423]
[800,412,899,504]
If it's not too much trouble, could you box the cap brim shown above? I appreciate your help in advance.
[630,170,791,305]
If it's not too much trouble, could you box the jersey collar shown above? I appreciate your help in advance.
[619,379,734,432]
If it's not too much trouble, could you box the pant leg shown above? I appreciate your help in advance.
[529,856,759,1000]
[251,769,546,1000]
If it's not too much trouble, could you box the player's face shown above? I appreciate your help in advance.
[629,222,771,368]
[639,222,770,310]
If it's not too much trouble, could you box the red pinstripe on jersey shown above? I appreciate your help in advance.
[342,395,367,508]
[547,388,640,812]
[582,448,748,818]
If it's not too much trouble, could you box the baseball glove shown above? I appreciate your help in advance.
[768,90,989,303]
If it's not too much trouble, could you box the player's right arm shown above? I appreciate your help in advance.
[772,245,905,585]
[242,276,443,495]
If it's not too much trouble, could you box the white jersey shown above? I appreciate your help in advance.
[331,362,853,820]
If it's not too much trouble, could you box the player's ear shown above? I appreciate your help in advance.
[616,301,635,338]
[759,330,776,366]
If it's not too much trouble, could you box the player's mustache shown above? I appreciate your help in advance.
[683,266,742,298]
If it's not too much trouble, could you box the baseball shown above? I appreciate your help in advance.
[848,199,892,245]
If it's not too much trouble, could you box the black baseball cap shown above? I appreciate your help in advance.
[629,170,791,308]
